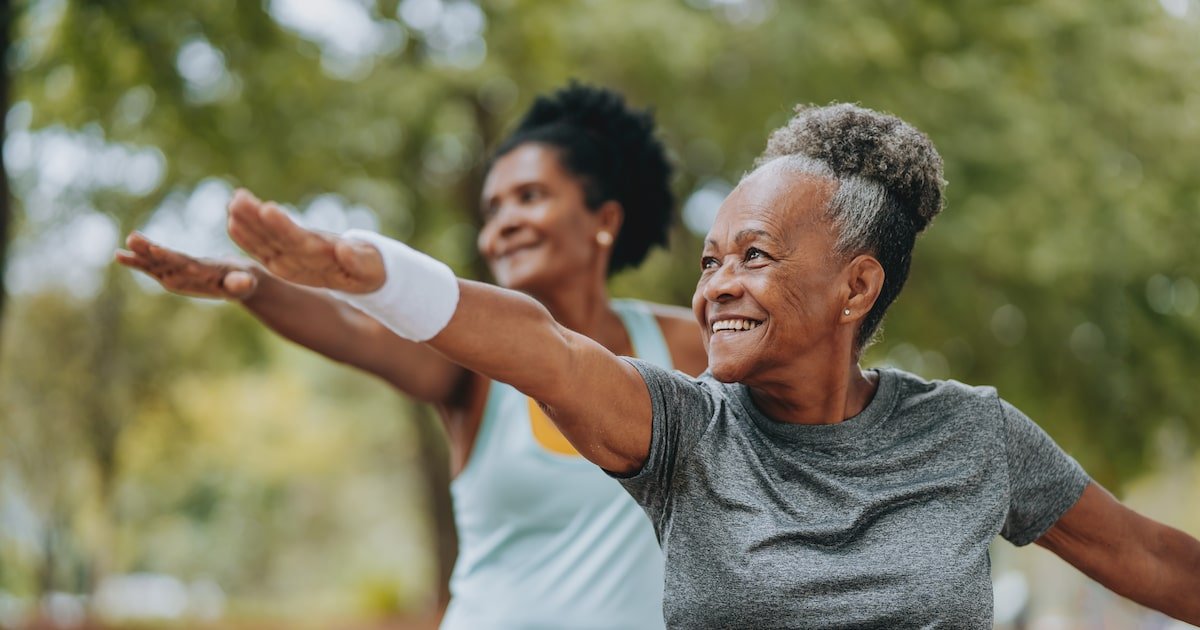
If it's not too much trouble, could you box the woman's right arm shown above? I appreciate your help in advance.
[116,232,466,404]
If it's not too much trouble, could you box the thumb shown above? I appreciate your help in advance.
[222,270,259,300]
[334,238,386,292]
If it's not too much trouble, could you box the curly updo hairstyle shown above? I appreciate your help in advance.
[491,82,675,275]
[755,103,945,351]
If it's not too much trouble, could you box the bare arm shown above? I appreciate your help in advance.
[226,189,654,473]
[1035,481,1200,624]
[116,232,466,404]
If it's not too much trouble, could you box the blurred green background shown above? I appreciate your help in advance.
[1,0,1198,627]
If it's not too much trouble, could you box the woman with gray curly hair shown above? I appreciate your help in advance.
[213,103,1198,627]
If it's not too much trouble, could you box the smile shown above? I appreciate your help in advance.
[711,318,763,333]
[496,242,542,259]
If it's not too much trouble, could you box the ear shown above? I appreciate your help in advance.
[595,200,625,240]
[840,254,885,322]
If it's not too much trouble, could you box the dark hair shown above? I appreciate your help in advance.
[756,103,946,350]
[492,81,674,275]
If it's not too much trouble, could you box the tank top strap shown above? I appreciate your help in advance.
[610,298,674,371]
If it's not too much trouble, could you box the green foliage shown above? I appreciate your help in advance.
[3,0,1198,621]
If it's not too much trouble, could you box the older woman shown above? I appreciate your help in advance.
[216,103,1199,627]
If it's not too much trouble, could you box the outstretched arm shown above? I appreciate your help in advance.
[1036,481,1200,623]
[116,232,466,404]
[225,189,654,473]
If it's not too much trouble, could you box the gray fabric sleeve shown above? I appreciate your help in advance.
[999,399,1091,546]
[609,358,716,529]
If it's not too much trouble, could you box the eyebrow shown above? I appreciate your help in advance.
[705,229,776,248]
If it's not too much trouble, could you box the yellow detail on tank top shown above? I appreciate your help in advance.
[528,396,581,456]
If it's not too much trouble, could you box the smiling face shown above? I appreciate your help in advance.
[478,143,611,292]
[692,161,850,385]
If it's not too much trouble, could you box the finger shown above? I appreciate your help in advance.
[228,191,279,254]
[114,249,139,266]
[228,217,277,262]
[232,187,262,207]
[144,241,198,269]
[115,250,176,288]
[230,193,280,248]
[114,249,153,273]
[259,202,317,252]
[221,270,258,299]
[124,232,193,270]
[126,231,156,257]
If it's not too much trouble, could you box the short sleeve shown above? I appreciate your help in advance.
[609,358,717,532]
[999,399,1091,546]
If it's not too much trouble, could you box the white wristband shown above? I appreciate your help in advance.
[333,229,460,342]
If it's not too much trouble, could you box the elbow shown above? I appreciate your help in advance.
[523,323,581,402]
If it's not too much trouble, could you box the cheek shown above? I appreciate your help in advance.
[691,290,712,346]
[476,227,492,257]
[747,270,830,336]
[778,280,839,333]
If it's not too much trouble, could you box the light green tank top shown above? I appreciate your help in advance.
[443,299,672,629]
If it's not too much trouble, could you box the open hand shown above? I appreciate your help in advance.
[226,188,385,294]
[115,232,259,300]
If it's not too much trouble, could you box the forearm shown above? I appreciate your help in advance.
[1041,483,1200,624]
[1128,522,1200,622]
[242,268,461,401]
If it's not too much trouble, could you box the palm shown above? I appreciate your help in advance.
[115,233,256,300]
[226,189,384,294]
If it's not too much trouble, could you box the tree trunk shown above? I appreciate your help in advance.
[408,401,457,611]
[0,0,13,344]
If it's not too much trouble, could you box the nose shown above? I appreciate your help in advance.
[480,203,522,253]
[701,259,743,304]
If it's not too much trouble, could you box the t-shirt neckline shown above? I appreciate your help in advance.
[732,368,900,447]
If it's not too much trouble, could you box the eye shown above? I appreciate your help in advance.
[519,187,543,203]
[745,247,765,261]
[701,256,719,270]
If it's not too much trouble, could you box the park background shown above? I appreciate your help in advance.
[1,0,1198,627]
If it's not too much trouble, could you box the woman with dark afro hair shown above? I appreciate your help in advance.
[214,102,1198,627]
[118,83,706,629]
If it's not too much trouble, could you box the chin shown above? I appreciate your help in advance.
[492,255,559,292]
[491,263,538,291]
[707,358,747,384]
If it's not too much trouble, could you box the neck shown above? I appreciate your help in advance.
[748,339,878,425]
[526,265,629,355]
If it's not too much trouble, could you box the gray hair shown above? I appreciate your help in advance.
[751,103,946,350]
[752,155,894,258]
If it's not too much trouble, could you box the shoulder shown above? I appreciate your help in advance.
[885,367,1004,424]
[623,355,730,408]
[643,303,708,377]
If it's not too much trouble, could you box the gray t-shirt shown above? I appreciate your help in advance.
[615,360,1090,629]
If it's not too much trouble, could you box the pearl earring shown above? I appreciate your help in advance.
[843,308,851,316]
[596,232,613,247]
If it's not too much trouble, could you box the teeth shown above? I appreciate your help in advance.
[712,319,762,332]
